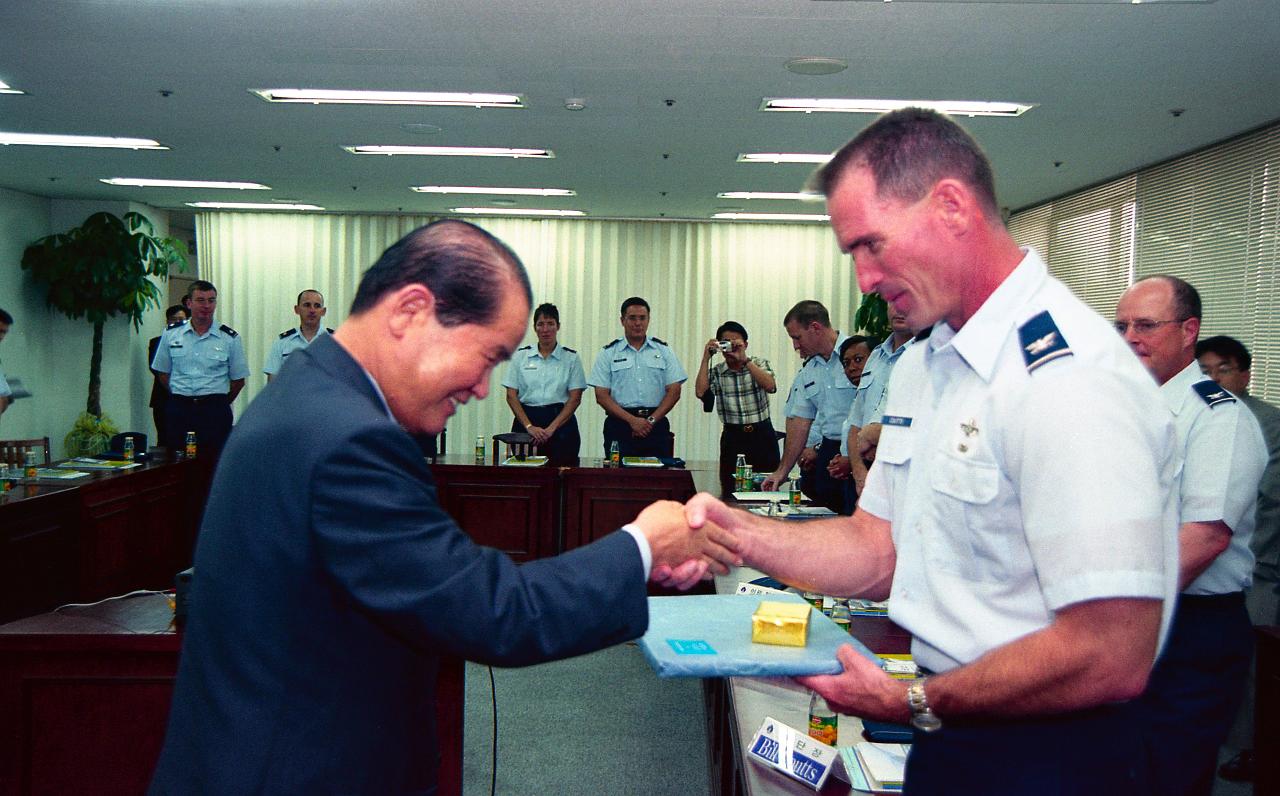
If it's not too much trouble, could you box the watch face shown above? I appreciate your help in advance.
[911,712,943,733]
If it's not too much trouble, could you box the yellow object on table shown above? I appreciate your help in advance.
[751,600,811,647]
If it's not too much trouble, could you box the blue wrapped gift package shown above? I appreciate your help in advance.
[637,593,879,678]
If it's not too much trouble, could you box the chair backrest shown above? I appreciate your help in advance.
[492,432,534,464]
[0,437,52,468]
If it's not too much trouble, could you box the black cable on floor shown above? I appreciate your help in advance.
[489,664,498,796]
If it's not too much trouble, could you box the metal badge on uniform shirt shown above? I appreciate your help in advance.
[524,360,538,369]
[957,418,979,453]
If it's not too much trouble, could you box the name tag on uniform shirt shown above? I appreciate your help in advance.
[882,415,913,427]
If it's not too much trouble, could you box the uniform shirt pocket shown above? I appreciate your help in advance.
[925,448,1019,581]
[641,354,666,369]
[208,346,230,363]
[609,357,633,372]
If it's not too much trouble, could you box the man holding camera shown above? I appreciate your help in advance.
[694,321,780,495]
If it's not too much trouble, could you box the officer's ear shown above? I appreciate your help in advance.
[929,178,977,237]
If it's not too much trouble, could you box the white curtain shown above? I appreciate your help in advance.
[197,213,856,463]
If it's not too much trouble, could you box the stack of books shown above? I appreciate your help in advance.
[840,742,907,793]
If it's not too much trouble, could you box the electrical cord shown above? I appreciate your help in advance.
[489,664,498,796]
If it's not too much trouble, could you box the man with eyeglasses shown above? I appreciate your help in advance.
[1116,276,1267,796]
[1195,334,1280,783]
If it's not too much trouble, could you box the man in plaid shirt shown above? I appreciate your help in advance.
[695,320,780,495]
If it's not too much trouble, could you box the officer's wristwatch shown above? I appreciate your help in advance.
[646,416,656,425]
[906,678,942,733]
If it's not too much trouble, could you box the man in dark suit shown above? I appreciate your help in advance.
[148,303,188,448]
[148,220,735,795]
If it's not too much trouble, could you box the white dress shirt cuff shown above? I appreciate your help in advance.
[621,523,653,580]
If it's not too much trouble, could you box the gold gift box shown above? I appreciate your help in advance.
[751,600,811,647]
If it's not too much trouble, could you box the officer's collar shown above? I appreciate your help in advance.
[1159,359,1205,415]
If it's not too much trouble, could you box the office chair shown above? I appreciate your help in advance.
[0,436,51,468]
[492,432,535,463]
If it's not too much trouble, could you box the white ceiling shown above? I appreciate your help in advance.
[1,0,1277,222]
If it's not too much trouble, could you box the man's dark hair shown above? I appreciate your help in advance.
[715,321,748,342]
[812,107,1000,219]
[296,289,324,306]
[0,307,12,326]
[190,279,217,294]
[164,304,187,322]
[783,300,831,329]
[1143,275,1202,321]
[349,220,532,326]
[840,335,877,359]
[1195,335,1251,371]
[534,303,560,324]
[620,297,650,317]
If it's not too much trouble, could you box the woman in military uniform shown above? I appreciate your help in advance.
[502,303,586,465]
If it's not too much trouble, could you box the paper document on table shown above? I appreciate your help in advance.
[732,490,791,502]
[840,743,907,793]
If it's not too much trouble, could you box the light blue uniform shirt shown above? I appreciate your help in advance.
[587,336,686,408]
[783,333,855,442]
[859,249,1180,673]
[150,319,249,396]
[841,336,914,456]
[263,326,331,376]
[501,343,587,406]
[1163,360,1267,595]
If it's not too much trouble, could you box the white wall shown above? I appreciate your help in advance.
[0,189,173,457]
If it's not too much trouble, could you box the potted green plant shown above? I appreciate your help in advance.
[21,211,188,455]
[854,291,891,341]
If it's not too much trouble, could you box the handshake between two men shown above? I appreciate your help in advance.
[632,492,907,726]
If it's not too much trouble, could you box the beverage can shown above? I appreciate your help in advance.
[123,437,135,461]
[185,431,197,459]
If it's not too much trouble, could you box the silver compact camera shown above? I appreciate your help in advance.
[717,340,733,353]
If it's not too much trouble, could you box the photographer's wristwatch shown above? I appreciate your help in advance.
[907,678,942,733]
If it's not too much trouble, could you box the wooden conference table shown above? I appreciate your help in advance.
[0,455,719,796]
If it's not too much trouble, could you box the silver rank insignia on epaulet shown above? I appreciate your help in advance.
[1018,311,1072,372]
[1192,380,1236,408]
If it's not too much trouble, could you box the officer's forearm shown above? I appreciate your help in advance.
[228,379,245,402]
[594,387,634,422]
[157,373,170,391]
[776,416,814,476]
[550,390,583,431]
[745,359,776,393]
[652,383,681,421]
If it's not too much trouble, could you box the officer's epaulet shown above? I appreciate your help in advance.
[1193,380,1236,408]
[652,337,668,346]
[165,319,186,330]
[1018,311,1071,373]
[562,346,577,354]
[219,324,239,337]
[325,327,335,335]
[603,338,621,349]
[278,328,295,339]
[516,344,532,351]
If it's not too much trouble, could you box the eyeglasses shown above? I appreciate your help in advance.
[1199,363,1240,377]
[1113,318,1185,335]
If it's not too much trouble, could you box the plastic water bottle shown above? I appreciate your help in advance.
[808,690,838,746]
[185,431,197,459]
[474,435,485,464]
[734,453,747,489]
[123,437,135,461]
[609,440,620,468]
[24,449,38,479]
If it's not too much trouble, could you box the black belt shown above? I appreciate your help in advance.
[624,407,658,417]
[723,421,767,433]
[170,393,227,405]
[1179,591,1245,605]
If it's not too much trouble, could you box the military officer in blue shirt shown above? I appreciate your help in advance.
[760,300,855,512]
[264,290,332,382]
[1118,276,1267,796]
[587,297,686,458]
[150,279,249,459]
[502,302,587,465]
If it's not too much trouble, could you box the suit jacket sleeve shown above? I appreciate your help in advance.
[310,422,649,667]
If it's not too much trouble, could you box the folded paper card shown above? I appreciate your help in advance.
[638,593,879,678]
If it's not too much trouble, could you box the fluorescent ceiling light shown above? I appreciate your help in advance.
[761,98,1035,117]
[712,212,830,222]
[252,89,523,108]
[102,178,270,190]
[344,145,553,158]
[737,153,832,164]
[412,186,575,196]
[186,202,323,210]
[717,191,822,201]
[0,80,25,95]
[0,132,167,150]
[451,207,585,217]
